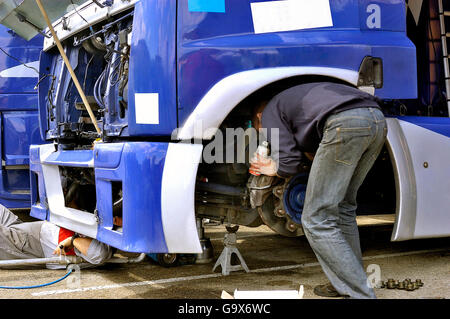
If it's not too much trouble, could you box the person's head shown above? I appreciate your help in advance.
[252,100,268,131]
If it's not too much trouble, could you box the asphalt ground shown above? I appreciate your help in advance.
[0,223,448,301]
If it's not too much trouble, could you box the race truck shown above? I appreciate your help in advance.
[0,24,44,209]
[0,0,449,261]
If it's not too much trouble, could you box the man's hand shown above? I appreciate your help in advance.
[249,154,277,176]
[53,237,73,256]
[305,152,315,162]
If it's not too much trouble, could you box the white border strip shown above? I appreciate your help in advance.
[0,61,40,78]
[160,143,203,253]
[39,144,98,238]
[31,248,447,297]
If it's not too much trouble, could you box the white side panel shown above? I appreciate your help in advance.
[177,67,359,140]
[0,61,39,78]
[135,93,160,125]
[250,0,333,34]
[397,120,450,239]
[160,143,203,253]
[387,119,417,241]
[39,145,98,238]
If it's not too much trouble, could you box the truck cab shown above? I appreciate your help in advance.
[1,0,449,254]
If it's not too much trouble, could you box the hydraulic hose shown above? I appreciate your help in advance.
[0,269,73,290]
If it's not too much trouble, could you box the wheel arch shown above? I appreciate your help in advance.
[176,67,361,140]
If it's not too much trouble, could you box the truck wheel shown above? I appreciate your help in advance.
[156,253,179,268]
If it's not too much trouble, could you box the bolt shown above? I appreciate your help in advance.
[406,283,415,291]
[287,222,296,231]
[387,282,397,289]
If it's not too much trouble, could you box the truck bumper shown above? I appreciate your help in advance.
[29,142,203,254]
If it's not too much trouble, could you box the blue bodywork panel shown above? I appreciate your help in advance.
[94,142,169,252]
[127,0,178,136]
[0,26,44,209]
[176,0,416,127]
[30,142,170,253]
[396,116,450,138]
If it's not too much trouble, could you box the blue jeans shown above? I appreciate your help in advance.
[301,107,387,299]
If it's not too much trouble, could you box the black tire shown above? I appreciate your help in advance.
[156,253,179,268]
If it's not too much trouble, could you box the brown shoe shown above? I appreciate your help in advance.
[314,284,343,298]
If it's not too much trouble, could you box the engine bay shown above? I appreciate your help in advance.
[38,8,133,147]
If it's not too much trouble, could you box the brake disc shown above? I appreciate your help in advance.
[262,173,310,237]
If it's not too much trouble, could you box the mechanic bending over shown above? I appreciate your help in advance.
[0,202,122,269]
[250,82,387,299]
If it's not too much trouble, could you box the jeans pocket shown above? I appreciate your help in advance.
[335,127,372,166]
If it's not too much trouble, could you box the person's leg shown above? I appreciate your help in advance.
[338,111,387,263]
[0,204,23,227]
[301,107,384,299]
[0,221,45,260]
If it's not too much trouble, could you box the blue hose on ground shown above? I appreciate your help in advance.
[0,269,73,289]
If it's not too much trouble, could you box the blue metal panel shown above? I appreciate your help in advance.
[0,25,44,208]
[29,144,49,220]
[127,0,178,136]
[177,0,416,126]
[95,142,169,253]
[0,27,42,94]
[359,0,406,31]
[94,143,124,169]
[373,43,417,99]
[0,93,39,112]
[396,116,450,138]
[29,141,170,252]
[0,111,31,208]
[37,50,52,141]
[2,111,43,165]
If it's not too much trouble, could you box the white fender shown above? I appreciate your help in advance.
[387,118,450,241]
[177,67,360,140]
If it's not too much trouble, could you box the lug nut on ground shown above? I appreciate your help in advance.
[379,278,423,291]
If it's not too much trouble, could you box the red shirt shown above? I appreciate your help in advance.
[58,227,76,256]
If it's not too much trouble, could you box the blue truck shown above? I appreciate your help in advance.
[0,0,449,261]
[0,25,44,209]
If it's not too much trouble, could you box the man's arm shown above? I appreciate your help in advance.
[261,100,304,177]
[54,236,113,265]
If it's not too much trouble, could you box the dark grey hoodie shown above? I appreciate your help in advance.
[261,82,381,178]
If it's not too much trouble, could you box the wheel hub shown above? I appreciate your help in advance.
[283,173,308,225]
